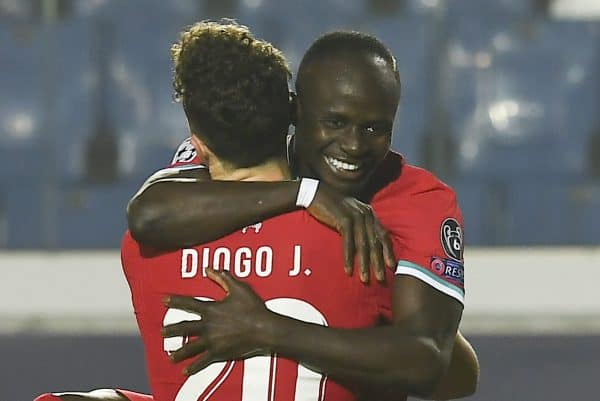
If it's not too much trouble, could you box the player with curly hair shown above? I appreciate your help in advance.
[170,20,291,169]
[125,28,478,401]
[34,21,478,401]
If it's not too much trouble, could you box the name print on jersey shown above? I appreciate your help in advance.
[181,245,311,279]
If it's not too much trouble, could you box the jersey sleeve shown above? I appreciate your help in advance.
[392,186,466,305]
[116,389,155,401]
[169,137,205,168]
[34,394,61,401]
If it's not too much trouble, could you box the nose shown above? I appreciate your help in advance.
[339,126,366,157]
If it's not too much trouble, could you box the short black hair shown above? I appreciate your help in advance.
[172,20,291,168]
[296,30,400,94]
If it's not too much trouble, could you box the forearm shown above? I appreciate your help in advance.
[262,313,447,398]
[127,180,300,249]
[428,332,479,400]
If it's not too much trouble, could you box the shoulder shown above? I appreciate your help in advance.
[121,231,165,265]
[120,231,141,277]
[265,210,339,236]
[373,153,459,212]
[234,210,341,250]
[170,137,204,167]
[121,230,138,255]
[404,164,459,210]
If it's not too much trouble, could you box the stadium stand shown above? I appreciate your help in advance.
[0,0,598,247]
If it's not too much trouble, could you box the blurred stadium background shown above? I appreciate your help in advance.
[0,0,599,400]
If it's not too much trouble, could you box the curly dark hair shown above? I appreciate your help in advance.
[172,20,291,168]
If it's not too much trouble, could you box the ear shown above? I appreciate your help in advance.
[189,134,212,163]
[289,91,298,126]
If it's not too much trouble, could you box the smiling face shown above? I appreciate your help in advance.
[293,51,400,196]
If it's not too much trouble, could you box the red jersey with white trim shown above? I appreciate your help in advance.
[166,139,465,305]
[370,151,465,306]
[121,212,395,401]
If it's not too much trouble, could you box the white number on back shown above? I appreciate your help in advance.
[163,297,328,401]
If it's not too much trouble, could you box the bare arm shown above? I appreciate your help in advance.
[164,271,463,399]
[429,331,479,400]
[268,277,462,399]
[127,168,300,250]
[128,170,394,281]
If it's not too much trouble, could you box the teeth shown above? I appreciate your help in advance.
[326,157,360,171]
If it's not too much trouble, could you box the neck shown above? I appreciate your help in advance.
[210,157,291,181]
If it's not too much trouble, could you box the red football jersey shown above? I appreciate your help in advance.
[122,211,395,401]
[166,139,465,305]
[370,152,465,306]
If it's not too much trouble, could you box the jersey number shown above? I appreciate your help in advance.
[163,297,329,401]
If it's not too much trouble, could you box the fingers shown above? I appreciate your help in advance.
[184,353,217,376]
[351,210,370,283]
[339,217,355,276]
[353,203,396,284]
[170,337,209,364]
[164,295,207,315]
[205,268,231,294]
[162,320,203,338]
[207,268,257,299]
[208,268,256,294]
[364,211,385,283]
[377,226,397,269]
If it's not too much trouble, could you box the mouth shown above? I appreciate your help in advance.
[324,155,367,179]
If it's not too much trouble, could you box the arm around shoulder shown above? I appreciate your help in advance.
[127,167,302,250]
[127,166,210,249]
[428,331,479,399]
[381,275,464,398]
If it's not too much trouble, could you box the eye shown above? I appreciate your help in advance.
[321,119,345,129]
[363,123,392,136]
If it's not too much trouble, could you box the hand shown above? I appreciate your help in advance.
[307,183,396,283]
[162,269,273,375]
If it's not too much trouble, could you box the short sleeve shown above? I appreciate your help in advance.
[116,390,155,401]
[391,187,466,305]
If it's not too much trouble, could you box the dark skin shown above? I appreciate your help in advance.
[50,51,476,401]
[140,51,470,399]
[128,167,394,282]
[164,270,464,399]
[128,52,399,284]
[292,53,399,197]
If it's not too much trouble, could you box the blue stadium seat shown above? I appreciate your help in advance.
[2,0,598,247]
[55,181,137,248]
[567,181,600,245]
[137,140,181,174]
[450,176,520,245]
[2,182,44,248]
[0,25,44,158]
[1,180,138,249]
[501,177,599,245]
[445,15,597,180]
[448,176,600,246]
[447,178,486,246]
